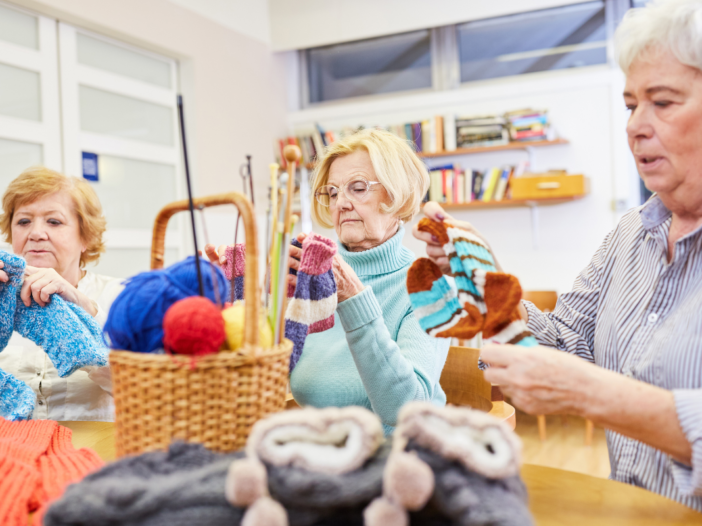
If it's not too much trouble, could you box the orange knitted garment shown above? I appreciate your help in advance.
[0,417,103,526]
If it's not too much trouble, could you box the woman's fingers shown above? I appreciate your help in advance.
[423,201,449,222]
[286,273,297,289]
[288,254,300,271]
[289,244,302,261]
[203,244,219,264]
[217,245,228,265]
[412,226,441,245]
[0,266,7,283]
[296,232,308,243]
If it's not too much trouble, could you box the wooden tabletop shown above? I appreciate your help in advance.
[61,422,702,525]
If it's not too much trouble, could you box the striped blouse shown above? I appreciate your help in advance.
[524,195,702,511]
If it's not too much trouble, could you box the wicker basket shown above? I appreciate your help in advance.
[110,192,292,457]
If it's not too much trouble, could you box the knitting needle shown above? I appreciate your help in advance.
[271,183,287,344]
[277,145,301,342]
[265,164,279,312]
[197,205,222,308]
[177,94,204,297]
[276,214,298,341]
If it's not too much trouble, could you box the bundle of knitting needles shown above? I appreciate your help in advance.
[265,145,302,346]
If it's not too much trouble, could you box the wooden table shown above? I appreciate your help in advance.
[62,422,702,525]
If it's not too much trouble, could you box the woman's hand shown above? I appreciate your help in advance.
[286,233,363,302]
[480,343,596,416]
[332,255,364,302]
[412,201,503,273]
[21,266,97,316]
[202,244,229,267]
[0,260,8,284]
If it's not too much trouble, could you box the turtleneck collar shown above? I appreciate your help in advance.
[337,225,414,277]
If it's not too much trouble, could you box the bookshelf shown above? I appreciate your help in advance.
[418,138,569,159]
[438,194,585,210]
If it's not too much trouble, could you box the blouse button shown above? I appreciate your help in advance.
[647,313,659,324]
[37,400,44,405]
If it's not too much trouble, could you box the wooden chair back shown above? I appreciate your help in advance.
[523,290,558,312]
[440,346,495,412]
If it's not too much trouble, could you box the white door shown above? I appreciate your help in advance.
[58,23,183,278]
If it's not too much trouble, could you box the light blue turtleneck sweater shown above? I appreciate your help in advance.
[290,226,449,433]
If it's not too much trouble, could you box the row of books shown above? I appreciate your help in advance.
[427,160,529,204]
[279,108,554,166]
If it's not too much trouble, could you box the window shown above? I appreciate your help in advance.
[300,1,623,105]
[306,29,433,103]
[457,2,607,83]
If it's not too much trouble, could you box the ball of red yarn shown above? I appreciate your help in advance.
[163,296,225,356]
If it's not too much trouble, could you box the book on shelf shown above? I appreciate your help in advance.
[505,109,551,142]
[455,115,509,149]
[423,161,533,205]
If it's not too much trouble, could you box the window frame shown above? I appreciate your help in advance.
[299,0,633,106]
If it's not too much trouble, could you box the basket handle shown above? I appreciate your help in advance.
[151,192,260,347]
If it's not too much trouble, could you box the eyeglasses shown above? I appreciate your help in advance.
[314,177,383,208]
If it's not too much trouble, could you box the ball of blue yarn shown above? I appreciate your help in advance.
[104,256,231,353]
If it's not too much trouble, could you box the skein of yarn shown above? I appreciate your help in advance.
[163,297,225,356]
[104,256,230,353]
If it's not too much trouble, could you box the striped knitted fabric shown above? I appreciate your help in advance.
[284,234,338,372]
[408,219,536,346]
[222,244,245,301]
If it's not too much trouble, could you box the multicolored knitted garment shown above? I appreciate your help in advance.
[0,251,109,420]
[222,244,245,301]
[284,234,338,372]
[407,219,537,346]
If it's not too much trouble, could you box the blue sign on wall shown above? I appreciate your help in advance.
[82,152,99,181]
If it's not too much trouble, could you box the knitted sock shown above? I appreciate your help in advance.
[284,234,337,372]
[0,252,24,349]
[222,244,246,301]
[482,272,537,347]
[407,258,483,339]
[0,251,108,376]
[0,368,36,420]
[412,219,536,346]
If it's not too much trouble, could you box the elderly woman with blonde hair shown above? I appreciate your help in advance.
[0,167,122,421]
[286,128,449,433]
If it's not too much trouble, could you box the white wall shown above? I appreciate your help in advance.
[269,0,587,51]
[166,0,271,45]
[289,65,638,295]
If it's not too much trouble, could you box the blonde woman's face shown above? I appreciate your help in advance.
[327,150,399,252]
[11,192,85,275]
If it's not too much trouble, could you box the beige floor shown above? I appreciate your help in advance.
[515,410,612,479]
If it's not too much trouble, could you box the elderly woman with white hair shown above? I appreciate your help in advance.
[285,129,449,433]
[414,0,702,510]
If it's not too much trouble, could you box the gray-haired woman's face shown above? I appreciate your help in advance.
[624,50,702,202]
[327,150,399,252]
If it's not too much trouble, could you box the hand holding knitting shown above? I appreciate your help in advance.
[413,201,503,273]
[21,266,97,316]
[287,233,360,301]
[0,260,7,283]
[481,343,597,416]
[332,254,364,302]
